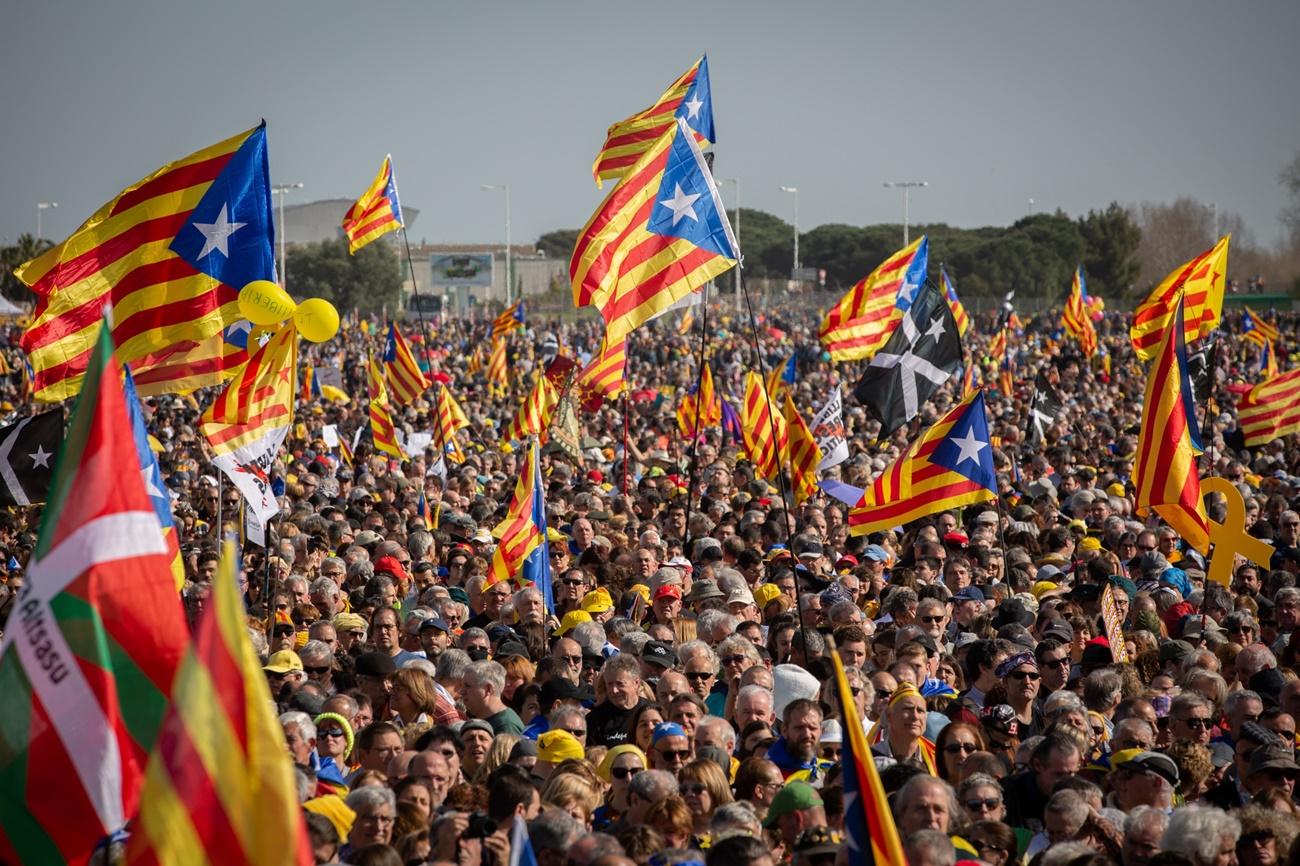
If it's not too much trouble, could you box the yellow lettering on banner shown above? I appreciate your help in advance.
[1202,476,1274,587]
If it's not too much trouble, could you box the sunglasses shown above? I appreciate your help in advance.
[657,748,691,761]
[965,797,1000,812]
[304,665,331,675]
[1178,717,1213,730]
[559,728,587,738]
[1040,657,1071,668]
[944,742,978,754]
[611,766,642,780]
[921,615,946,624]
[560,655,583,665]
[561,579,585,587]
[1009,671,1041,681]
[723,655,748,666]
[685,671,714,681]
[319,727,346,738]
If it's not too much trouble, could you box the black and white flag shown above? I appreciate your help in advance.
[1026,372,1063,449]
[0,410,63,506]
[853,283,963,438]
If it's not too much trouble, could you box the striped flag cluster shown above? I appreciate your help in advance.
[740,372,789,481]
[367,355,404,459]
[435,387,469,463]
[820,236,929,362]
[485,441,553,612]
[17,126,274,402]
[988,328,1008,364]
[676,361,721,439]
[575,334,628,410]
[0,322,189,865]
[571,117,738,345]
[383,322,430,405]
[591,55,714,187]
[783,394,823,504]
[1063,266,1099,357]
[1130,236,1229,361]
[127,540,313,866]
[342,155,404,254]
[941,267,971,337]
[201,324,297,525]
[492,301,526,340]
[1238,368,1300,447]
[1133,299,1210,553]
[505,374,559,443]
[848,390,997,536]
[486,338,509,395]
[1243,306,1279,347]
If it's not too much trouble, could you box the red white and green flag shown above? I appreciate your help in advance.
[0,322,189,865]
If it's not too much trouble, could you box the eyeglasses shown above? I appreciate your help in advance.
[723,655,748,666]
[944,742,978,754]
[657,748,691,761]
[611,766,642,780]
[921,615,945,624]
[965,797,1001,812]
[1009,671,1041,681]
[680,782,708,795]
[560,655,583,666]
[685,671,714,681]
[875,690,893,701]
[1178,717,1213,730]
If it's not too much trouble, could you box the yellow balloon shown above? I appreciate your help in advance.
[295,298,340,343]
[239,280,297,326]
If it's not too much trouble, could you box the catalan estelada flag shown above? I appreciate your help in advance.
[486,441,553,613]
[127,539,313,866]
[1238,367,1300,447]
[1262,339,1280,379]
[571,117,738,345]
[417,489,436,531]
[18,126,274,403]
[505,374,559,443]
[766,353,797,402]
[575,334,628,411]
[1243,306,1279,347]
[829,644,908,866]
[941,266,970,337]
[741,372,788,481]
[592,55,714,187]
[338,435,354,468]
[492,300,526,341]
[124,369,184,589]
[988,328,1008,364]
[486,337,509,396]
[1063,266,1099,357]
[0,320,189,866]
[784,394,823,505]
[367,354,404,459]
[383,322,430,405]
[1133,299,1210,553]
[1130,236,1229,360]
[434,387,467,464]
[848,390,997,536]
[342,155,404,254]
[820,236,929,362]
[677,361,722,439]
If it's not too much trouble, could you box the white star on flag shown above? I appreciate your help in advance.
[141,467,165,500]
[950,426,987,465]
[683,94,704,120]
[658,183,701,227]
[923,316,947,343]
[28,445,51,469]
[193,203,246,259]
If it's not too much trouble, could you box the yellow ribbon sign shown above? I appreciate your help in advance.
[1202,476,1274,587]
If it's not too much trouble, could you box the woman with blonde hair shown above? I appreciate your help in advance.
[472,733,520,784]
[542,773,602,829]
[677,759,733,842]
[500,655,536,703]
[389,668,438,728]
[644,795,695,850]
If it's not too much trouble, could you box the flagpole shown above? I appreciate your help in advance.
[398,226,437,365]
[621,392,630,496]
[685,282,711,522]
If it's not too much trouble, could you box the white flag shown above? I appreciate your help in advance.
[811,386,849,471]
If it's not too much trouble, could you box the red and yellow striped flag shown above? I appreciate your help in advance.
[1244,306,1280,347]
[383,322,430,405]
[492,301,525,341]
[783,394,823,504]
[435,387,468,464]
[1063,266,1099,357]
[342,155,404,254]
[127,539,313,866]
[1134,299,1210,553]
[1130,236,1229,361]
[467,345,485,376]
[486,441,550,591]
[820,236,929,362]
[592,56,713,187]
[505,374,559,443]
[1238,367,1300,447]
[575,334,628,410]
[941,267,971,337]
[18,126,273,402]
[486,338,509,396]
[677,361,721,439]
[741,372,788,481]
[988,328,1008,364]
[368,355,403,459]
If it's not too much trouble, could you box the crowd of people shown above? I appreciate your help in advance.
[1,294,1298,866]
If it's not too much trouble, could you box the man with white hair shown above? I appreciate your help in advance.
[280,710,316,766]
[734,684,776,730]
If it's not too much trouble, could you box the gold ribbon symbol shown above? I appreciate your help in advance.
[1202,476,1274,587]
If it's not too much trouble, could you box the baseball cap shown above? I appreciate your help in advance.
[862,544,890,563]
[264,650,303,674]
[1113,750,1180,786]
[762,781,823,829]
[537,730,585,764]
[640,641,675,669]
[581,588,614,614]
[953,586,985,603]
[653,584,682,602]
[553,610,592,637]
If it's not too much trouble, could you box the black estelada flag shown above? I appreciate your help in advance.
[1026,371,1063,448]
[1187,334,1217,408]
[854,283,963,437]
[0,410,63,506]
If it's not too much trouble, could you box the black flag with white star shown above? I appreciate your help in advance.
[1026,371,1063,448]
[853,283,963,438]
[0,410,63,506]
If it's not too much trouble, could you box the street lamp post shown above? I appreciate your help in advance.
[1027,198,1035,216]
[882,181,928,246]
[481,185,512,304]
[271,183,304,289]
[779,186,799,279]
[36,202,58,239]
[717,178,741,310]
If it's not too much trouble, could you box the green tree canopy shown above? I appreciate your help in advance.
[1077,202,1143,298]
[0,234,54,303]
[286,238,402,315]
[536,229,579,260]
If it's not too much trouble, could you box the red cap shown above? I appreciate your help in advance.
[943,531,970,547]
[587,470,603,483]
[373,555,408,582]
[653,584,682,601]
[836,555,859,569]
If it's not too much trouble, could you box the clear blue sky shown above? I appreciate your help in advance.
[3,0,1298,252]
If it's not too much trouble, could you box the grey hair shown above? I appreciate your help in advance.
[1224,690,1263,714]
[601,653,643,683]
[1082,668,1123,713]
[1043,690,1086,717]
[294,765,315,803]
[716,635,760,663]
[527,808,584,853]
[619,631,652,659]
[1040,843,1098,866]
[298,640,334,665]
[407,531,434,559]
[904,830,956,866]
[628,768,678,804]
[1044,789,1089,833]
[248,627,268,660]
[1162,805,1242,866]
[436,648,472,682]
[459,627,489,649]
[465,660,506,694]
[279,710,316,742]
[345,784,396,813]
[319,555,345,575]
[676,639,718,670]
[309,576,340,598]
[1125,804,1169,842]
[695,610,734,643]
[347,560,375,584]
[895,775,959,829]
[957,773,1003,801]
[1171,691,1213,718]
[696,715,737,751]
[710,800,762,842]
[285,574,310,593]
[570,621,607,656]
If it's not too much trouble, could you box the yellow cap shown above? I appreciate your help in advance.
[553,609,592,637]
[1106,482,1126,496]
[581,588,613,614]
[538,729,585,764]
[754,583,784,609]
[1079,537,1102,552]
[1030,580,1060,599]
